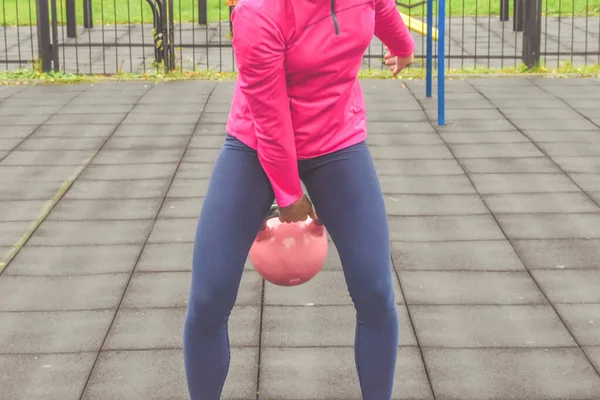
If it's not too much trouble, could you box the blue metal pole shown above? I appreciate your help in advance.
[437,0,446,125]
[426,0,433,97]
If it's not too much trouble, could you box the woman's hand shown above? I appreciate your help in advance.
[279,194,318,223]
[384,50,415,76]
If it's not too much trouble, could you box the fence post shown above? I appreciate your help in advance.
[167,0,176,70]
[50,0,60,71]
[155,0,174,70]
[35,0,53,72]
[66,0,76,38]
[83,0,93,28]
[522,0,542,68]
[198,0,208,25]
[500,0,509,21]
[513,0,523,31]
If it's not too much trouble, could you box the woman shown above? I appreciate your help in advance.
[183,0,415,397]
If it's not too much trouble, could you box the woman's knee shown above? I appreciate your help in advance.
[351,274,397,324]
[185,285,235,332]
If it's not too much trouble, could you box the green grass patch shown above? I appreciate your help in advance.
[1,0,598,27]
[2,59,598,85]
[0,0,230,26]
[401,0,599,18]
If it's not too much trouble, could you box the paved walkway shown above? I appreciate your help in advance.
[1,77,600,399]
[1,17,599,73]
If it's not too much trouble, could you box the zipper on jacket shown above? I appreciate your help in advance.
[331,0,340,35]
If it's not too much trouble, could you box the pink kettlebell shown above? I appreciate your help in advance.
[249,205,328,286]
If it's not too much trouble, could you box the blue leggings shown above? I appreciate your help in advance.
[183,134,399,399]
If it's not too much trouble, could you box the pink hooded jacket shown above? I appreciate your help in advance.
[225,0,415,207]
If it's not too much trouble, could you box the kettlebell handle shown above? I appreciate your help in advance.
[265,204,280,221]
[258,202,323,232]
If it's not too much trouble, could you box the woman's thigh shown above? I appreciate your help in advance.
[189,134,275,310]
[300,142,395,308]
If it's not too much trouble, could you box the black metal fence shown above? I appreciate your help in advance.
[1,0,599,74]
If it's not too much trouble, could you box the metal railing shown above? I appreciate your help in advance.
[0,0,598,74]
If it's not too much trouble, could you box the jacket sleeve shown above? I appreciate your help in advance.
[374,0,416,57]
[231,3,303,208]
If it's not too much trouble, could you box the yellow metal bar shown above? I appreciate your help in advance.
[400,12,438,40]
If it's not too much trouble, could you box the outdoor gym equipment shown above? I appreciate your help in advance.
[395,0,444,125]
[424,0,445,125]
[401,12,439,41]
